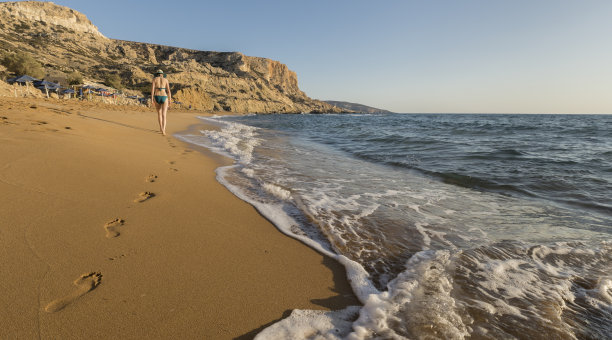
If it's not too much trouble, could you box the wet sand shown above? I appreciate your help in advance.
[0,97,359,339]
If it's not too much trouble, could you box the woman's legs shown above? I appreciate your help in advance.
[161,100,168,135]
[155,99,169,135]
[156,102,165,135]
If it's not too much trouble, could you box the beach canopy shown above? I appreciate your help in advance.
[81,85,97,89]
[12,75,40,83]
[35,80,60,89]
[62,89,75,94]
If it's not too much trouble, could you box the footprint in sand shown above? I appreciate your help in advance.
[134,192,155,203]
[104,218,125,238]
[167,161,179,172]
[107,249,136,261]
[146,174,158,183]
[44,272,102,313]
[108,254,126,261]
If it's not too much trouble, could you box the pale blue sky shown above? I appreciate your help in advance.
[46,0,612,113]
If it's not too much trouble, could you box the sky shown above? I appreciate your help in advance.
[41,0,612,113]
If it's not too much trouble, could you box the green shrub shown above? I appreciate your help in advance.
[1,51,44,78]
[67,70,83,85]
[104,73,123,90]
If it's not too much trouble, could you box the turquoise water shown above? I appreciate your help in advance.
[179,113,611,339]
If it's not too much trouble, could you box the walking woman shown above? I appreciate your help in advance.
[151,69,171,135]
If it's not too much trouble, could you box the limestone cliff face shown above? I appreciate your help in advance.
[0,1,343,113]
[0,1,105,37]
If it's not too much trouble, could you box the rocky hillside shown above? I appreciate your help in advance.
[0,1,344,113]
[324,100,393,114]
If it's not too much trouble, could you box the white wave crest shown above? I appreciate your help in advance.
[200,121,260,164]
[348,250,470,340]
[241,167,255,177]
[263,183,291,200]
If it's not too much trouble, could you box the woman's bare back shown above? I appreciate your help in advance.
[153,77,168,96]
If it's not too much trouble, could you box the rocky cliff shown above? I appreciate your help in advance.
[0,1,344,113]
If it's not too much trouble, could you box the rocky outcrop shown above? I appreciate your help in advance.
[0,1,104,37]
[324,101,393,114]
[0,1,344,113]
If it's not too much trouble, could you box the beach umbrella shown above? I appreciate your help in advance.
[35,80,60,98]
[34,80,60,89]
[12,75,40,91]
[81,85,96,99]
[13,75,40,83]
[96,88,108,97]
[62,88,75,99]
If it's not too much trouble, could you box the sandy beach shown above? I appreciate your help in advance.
[0,97,358,339]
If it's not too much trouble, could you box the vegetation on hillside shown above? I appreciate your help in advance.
[0,51,45,78]
[104,73,123,90]
[67,70,83,85]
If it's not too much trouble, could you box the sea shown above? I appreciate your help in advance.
[176,113,611,340]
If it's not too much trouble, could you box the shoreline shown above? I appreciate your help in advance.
[0,97,359,339]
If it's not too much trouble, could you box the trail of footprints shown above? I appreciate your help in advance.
[166,138,193,157]
[46,171,166,313]
[48,148,184,312]
[109,174,159,238]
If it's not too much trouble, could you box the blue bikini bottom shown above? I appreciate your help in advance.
[154,95,167,104]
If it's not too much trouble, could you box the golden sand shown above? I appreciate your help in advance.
[0,97,358,339]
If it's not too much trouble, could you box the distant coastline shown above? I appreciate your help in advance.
[324,100,394,114]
